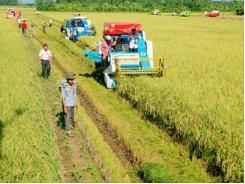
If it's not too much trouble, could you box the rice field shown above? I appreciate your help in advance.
[41,11,244,182]
[0,12,61,182]
[0,7,243,183]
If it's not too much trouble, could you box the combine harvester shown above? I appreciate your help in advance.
[204,10,220,17]
[64,16,96,42]
[83,22,165,88]
[6,9,21,18]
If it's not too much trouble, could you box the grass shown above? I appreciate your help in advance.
[40,11,243,182]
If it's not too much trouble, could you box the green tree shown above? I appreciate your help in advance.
[0,0,18,5]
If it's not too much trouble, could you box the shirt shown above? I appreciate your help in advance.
[100,41,116,57]
[129,33,139,49]
[66,23,71,29]
[39,49,52,61]
[21,22,27,30]
[60,80,77,107]
[17,17,22,24]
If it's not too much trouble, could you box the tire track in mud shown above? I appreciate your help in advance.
[35,37,141,182]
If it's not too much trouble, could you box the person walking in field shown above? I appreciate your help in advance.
[21,20,27,35]
[42,21,47,33]
[17,15,22,28]
[60,72,79,137]
[30,24,35,38]
[39,44,52,79]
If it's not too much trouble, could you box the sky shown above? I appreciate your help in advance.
[18,0,35,4]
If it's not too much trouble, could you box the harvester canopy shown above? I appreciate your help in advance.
[103,22,142,35]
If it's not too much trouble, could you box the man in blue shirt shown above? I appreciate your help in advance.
[60,72,79,137]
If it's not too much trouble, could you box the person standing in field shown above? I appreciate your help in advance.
[39,44,52,79]
[21,20,27,36]
[60,72,79,137]
[42,21,47,33]
[17,15,22,28]
[49,19,53,27]
[30,24,35,38]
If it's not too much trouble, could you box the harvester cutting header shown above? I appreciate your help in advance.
[83,22,165,89]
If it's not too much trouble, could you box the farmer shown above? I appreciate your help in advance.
[49,19,53,27]
[42,21,47,33]
[39,44,52,79]
[30,24,35,37]
[17,15,22,28]
[65,20,71,38]
[129,28,139,52]
[100,35,117,68]
[21,20,27,35]
[60,72,79,137]
[72,23,78,42]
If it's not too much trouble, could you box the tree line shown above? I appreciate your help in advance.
[1,0,244,13]
[0,0,18,5]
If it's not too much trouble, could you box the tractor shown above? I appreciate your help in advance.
[83,22,165,89]
[63,16,96,42]
[204,10,220,17]
[6,9,21,19]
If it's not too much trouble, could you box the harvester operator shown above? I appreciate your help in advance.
[129,28,139,52]
[100,35,117,67]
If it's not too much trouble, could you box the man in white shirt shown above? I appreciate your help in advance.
[39,44,52,79]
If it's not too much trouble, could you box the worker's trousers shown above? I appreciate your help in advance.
[64,106,75,132]
[41,60,50,78]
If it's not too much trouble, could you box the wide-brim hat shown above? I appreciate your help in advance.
[65,72,75,80]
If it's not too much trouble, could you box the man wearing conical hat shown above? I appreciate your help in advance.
[60,72,79,137]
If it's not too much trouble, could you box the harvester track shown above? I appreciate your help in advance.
[35,36,141,181]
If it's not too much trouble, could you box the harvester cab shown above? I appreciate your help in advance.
[64,16,96,42]
[83,22,165,89]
